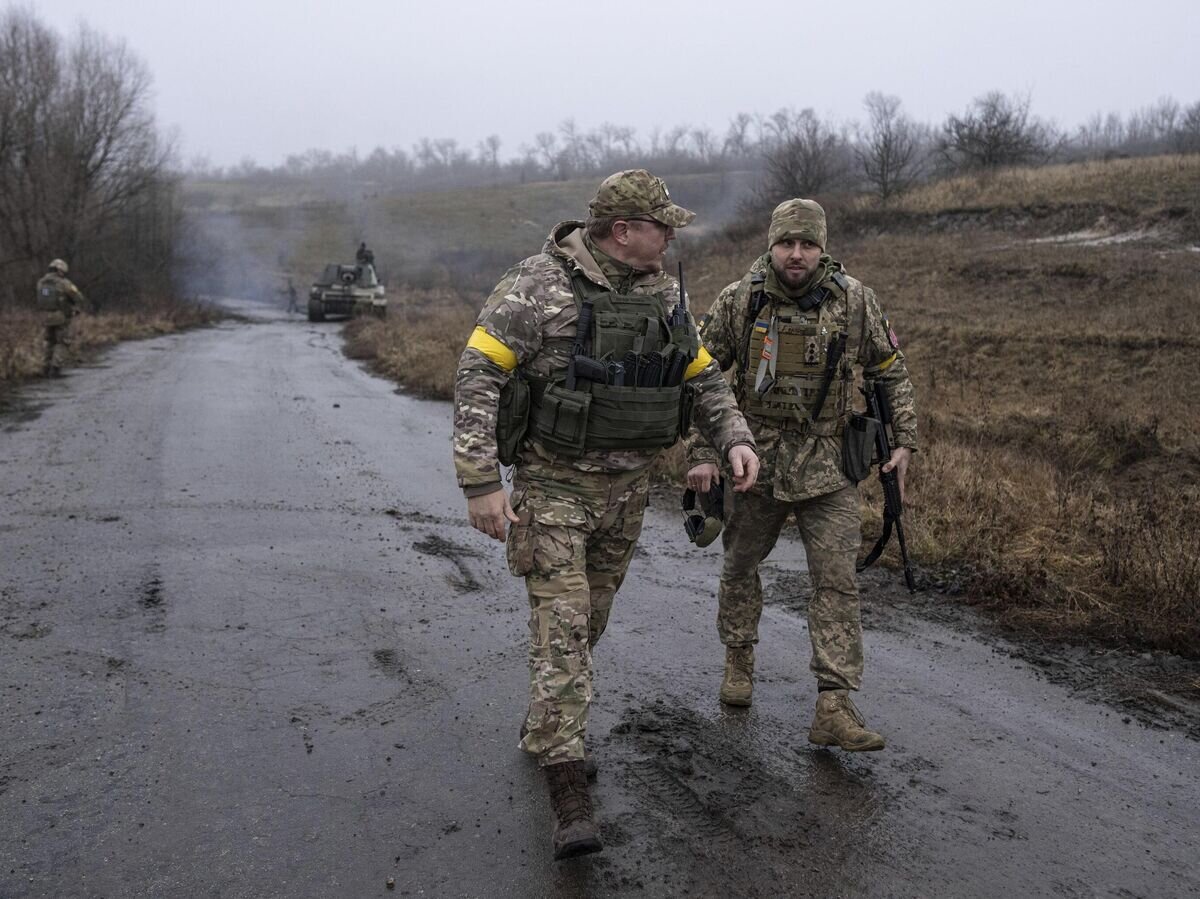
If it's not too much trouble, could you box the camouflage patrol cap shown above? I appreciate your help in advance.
[48,258,68,274]
[589,169,696,228]
[767,199,827,251]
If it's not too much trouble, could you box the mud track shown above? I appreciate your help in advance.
[1,302,1197,898]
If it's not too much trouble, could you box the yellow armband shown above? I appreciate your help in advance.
[683,346,714,381]
[466,326,518,372]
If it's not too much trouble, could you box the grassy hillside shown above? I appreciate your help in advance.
[182,171,752,301]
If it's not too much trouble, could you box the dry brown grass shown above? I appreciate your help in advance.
[342,289,478,400]
[0,298,225,387]
[871,153,1200,215]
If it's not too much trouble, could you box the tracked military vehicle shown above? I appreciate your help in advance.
[308,261,387,322]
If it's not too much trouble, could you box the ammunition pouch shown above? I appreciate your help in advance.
[587,382,683,450]
[527,377,685,457]
[496,374,530,466]
[530,381,591,457]
[841,413,879,484]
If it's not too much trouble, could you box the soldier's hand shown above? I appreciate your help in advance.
[467,489,518,541]
[686,462,720,494]
[882,447,912,503]
[727,444,760,493]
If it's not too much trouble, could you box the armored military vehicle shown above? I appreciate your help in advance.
[308,261,387,322]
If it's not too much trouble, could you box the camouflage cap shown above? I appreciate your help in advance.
[589,169,696,228]
[48,258,68,274]
[767,199,827,251]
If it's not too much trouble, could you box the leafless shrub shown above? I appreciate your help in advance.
[755,108,851,205]
[936,91,1060,172]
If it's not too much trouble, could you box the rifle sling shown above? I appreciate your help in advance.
[857,517,893,572]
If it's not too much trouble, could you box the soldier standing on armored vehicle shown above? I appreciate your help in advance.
[684,199,918,751]
[36,258,89,377]
[453,169,759,860]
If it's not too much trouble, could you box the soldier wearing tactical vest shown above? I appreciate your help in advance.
[453,169,759,860]
[684,199,917,752]
[36,259,89,377]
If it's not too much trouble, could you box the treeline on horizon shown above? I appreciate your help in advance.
[193,92,1200,204]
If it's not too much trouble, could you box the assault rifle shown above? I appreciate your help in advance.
[565,301,605,389]
[857,380,917,592]
[663,262,691,387]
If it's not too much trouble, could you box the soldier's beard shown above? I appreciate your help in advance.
[771,260,816,292]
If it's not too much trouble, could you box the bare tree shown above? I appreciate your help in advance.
[0,9,175,305]
[1175,101,1200,155]
[855,92,925,201]
[936,91,1059,171]
[758,108,850,200]
[477,134,502,173]
[723,112,753,159]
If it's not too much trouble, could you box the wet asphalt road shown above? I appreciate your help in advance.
[1,304,1198,899]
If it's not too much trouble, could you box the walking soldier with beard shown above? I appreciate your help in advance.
[453,170,758,859]
[684,199,917,751]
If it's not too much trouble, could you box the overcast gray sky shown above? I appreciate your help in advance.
[29,0,1200,167]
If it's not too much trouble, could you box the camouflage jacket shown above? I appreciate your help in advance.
[454,221,754,494]
[36,272,86,319]
[684,253,917,503]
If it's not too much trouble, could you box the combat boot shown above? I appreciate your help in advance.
[808,689,885,752]
[521,717,597,779]
[544,760,602,860]
[719,645,754,707]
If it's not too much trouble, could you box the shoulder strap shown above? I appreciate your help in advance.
[844,277,867,366]
[736,271,769,377]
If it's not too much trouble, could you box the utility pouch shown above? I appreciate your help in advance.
[496,374,530,466]
[842,413,879,484]
[586,383,680,449]
[531,383,591,457]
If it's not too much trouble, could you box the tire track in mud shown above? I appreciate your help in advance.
[600,699,895,897]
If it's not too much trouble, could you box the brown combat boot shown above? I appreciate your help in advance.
[719,645,754,707]
[808,689,885,752]
[544,760,602,860]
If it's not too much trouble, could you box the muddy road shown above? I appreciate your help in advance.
[2,304,1197,898]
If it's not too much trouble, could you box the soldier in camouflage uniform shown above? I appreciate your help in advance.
[454,170,758,859]
[35,259,89,377]
[684,199,917,752]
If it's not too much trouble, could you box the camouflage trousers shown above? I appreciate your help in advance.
[43,315,71,374]
[506,462,649,766]
[718,484,863,691]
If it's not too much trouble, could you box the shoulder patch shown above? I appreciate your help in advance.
[883,314,899,350]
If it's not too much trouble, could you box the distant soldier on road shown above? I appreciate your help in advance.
[453,170,758,859]
[684,199,918,751]
[283,277,299,314]
[36,258,89,377]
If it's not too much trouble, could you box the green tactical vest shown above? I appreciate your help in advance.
[734,270,858,437]
[36,274,67,313]
[524,269,699,457]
